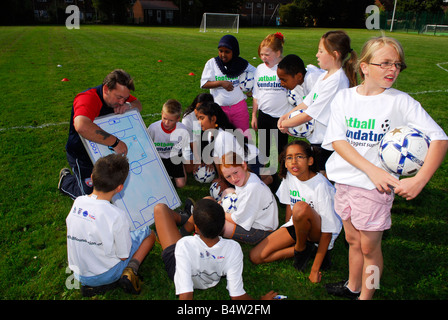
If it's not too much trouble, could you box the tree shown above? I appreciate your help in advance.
[279,0,375,28]
[378,0,445,13]
[92,0,131,24]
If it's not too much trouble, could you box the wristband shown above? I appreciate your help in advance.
[108,137,120,151]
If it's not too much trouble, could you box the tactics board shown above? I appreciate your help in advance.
[81,109,180,230]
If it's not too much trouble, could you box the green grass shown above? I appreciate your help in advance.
[0,25,447,300]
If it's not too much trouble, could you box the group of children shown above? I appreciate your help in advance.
[66,30,448,300]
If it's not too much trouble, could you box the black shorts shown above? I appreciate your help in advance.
[310,144,333,172]
[286,225,296,241]
[161,244,176,281]
[162,158,185,179]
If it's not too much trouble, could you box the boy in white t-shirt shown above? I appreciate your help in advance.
[148,99,191,188]
[277,54,325,107]
[66,154,156,297]
[154,198,277,300]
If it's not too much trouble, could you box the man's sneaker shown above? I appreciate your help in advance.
[119,267,141,295]
[325,280,360,300]
[58,168,71,190]
[293,241,315,271]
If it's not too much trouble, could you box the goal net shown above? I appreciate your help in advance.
[199,13,239,33]
[421,24,448,35]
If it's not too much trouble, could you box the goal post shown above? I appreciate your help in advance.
[199,13,239,33]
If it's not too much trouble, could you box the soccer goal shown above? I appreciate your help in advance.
[421,24,448,35]
[199,13,239,33]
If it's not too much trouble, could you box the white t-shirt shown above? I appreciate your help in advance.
[66,195,132,277]
[288,65,326,106]
[181,112,202,160]
[276,172,342,249]
[205,128,258,164]
[232,173,279,231]
[181,111,201,144]
[201,58,256,106]
[322,87,448,190]
[302,68,349,144]
[253,63,291,117]
[147,120,191,160]
[174,234,246,297]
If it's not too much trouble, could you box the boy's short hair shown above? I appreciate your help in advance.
[278,54,306,77]
[91,154,129,193]
[193,199,225,238]
[162,99,182,118]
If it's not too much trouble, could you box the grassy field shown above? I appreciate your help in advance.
[0,25,447,301]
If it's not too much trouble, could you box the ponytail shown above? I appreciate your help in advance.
[344,49,358,87]
[321,30,358,87]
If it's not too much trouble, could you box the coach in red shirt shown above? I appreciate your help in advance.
[58,69,142,199]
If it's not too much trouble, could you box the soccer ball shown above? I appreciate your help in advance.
[287,110,314,138]
[193,165,216,183]
[287,87,305,106]
[209,181,222,201]
[379,126,430,176]
[239,71,255,92]
[221,192,239,213]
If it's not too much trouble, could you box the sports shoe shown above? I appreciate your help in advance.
[179,197,195,225]
[58,168,71,190]
[293,241,316,271]
[119,267,141,295]
[325,280,360,300]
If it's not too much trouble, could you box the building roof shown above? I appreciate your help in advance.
[138,0,179,11]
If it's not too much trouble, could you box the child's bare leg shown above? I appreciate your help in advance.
[359,230,383,300]
[132,232,156,263]
[250,227,295,264]
[154,203,182,250]
[342,219,363,293]
[292,201,321,251]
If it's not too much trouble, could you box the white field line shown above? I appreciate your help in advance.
[1,62,447,133]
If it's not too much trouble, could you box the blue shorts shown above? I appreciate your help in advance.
[76,227,151,287]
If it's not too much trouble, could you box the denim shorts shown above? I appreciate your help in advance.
[76,226,151,287]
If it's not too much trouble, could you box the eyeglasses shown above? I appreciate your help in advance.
[369,62,406,71]
[285,155,308,162]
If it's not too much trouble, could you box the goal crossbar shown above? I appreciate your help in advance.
[199,13,239,33]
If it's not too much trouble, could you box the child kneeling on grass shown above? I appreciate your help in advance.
[250,140,342,284]
[154,198,277,300]
[66,154,156,297]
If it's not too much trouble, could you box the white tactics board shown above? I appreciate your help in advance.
[81,109,180,230]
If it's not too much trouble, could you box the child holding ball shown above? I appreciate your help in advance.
[322,36,448,300]
[218,152,279,245]
[278,30,357,173]
[250,141,342,283]
[201,35,256,138]
[277,54,324,106]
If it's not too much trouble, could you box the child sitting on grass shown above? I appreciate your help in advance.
[154,198,277,300]
[66,154,155,297]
